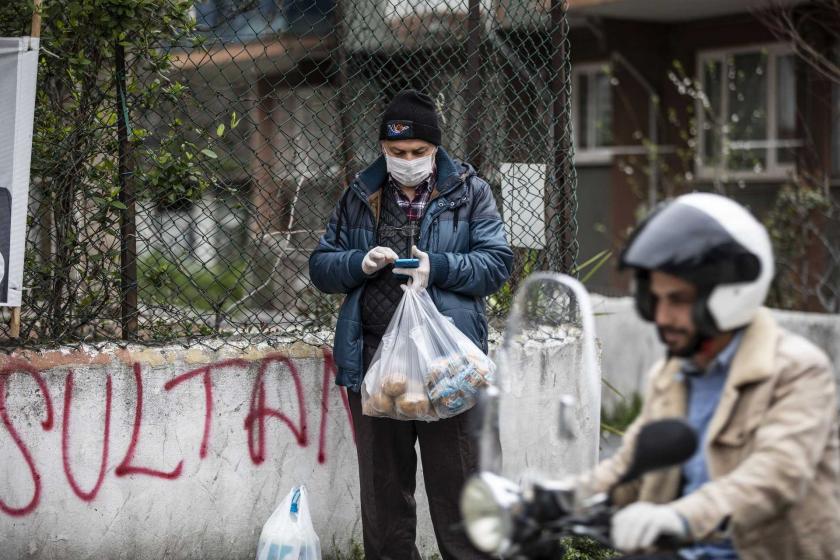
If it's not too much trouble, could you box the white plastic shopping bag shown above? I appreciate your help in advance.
[362,287,496,421]
[256,486,321,560]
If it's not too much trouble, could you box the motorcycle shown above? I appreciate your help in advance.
[460,416,698,558]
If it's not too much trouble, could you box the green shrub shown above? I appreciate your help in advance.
[139,251,247,314]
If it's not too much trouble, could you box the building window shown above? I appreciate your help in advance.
[572,62,613,164]
[697,44,799,179]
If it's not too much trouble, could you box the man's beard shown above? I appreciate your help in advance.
[657,326,704,358]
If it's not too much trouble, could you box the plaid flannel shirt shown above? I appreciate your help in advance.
[389,171,435,223]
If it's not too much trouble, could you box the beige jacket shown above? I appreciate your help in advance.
[583,308,840,559]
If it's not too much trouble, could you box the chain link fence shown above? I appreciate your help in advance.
[0,0,577,349]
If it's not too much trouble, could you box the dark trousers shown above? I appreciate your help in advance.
[347,393,487,560]
[348,339,489,560]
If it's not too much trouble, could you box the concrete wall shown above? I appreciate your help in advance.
[0,334,596,560]
[594,296,840,410]
[0,343,361,560]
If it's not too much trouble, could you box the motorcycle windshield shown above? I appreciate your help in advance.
[479,273,601,482]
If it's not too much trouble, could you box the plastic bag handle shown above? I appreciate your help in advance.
[290,487,301,514]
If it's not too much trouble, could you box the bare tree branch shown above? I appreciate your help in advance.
[757,0,840,85]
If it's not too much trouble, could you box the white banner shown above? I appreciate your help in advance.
[0,37,39,306]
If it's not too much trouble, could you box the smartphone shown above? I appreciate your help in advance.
[394,258,420,268]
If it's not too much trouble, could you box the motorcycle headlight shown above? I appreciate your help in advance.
[460,472,521,555]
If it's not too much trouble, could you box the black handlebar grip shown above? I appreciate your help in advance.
[653,534,684,550]
[530,487,567,522]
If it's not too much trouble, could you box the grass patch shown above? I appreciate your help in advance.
[562,536,619,559]
[323,537,365,560]
[601,392,643,436]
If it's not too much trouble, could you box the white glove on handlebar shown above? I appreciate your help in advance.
[612,502,688,552]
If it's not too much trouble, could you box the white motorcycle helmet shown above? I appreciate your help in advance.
[619,193,774,338]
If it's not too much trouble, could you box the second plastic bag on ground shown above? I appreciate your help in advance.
[255,486,321,560]
[362,287,496,421]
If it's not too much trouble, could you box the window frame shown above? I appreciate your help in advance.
[572,61,614,166]
[695,42,800,181]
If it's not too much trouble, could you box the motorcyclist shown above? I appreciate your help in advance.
[574,193,840,559]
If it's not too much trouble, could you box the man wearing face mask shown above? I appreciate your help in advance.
[309,89,513,559]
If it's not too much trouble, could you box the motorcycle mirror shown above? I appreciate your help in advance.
[617,418,697,485]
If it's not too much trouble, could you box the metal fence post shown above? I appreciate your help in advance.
[116,42,138,339]
[333,0,355,190]
[548,0,576,274]
[465,0,483,171]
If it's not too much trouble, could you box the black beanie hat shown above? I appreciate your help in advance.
[379,89,442,146]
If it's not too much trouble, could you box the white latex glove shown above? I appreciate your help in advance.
[393,246,430,290]
[612,502,688,552]
[362,246,398,275]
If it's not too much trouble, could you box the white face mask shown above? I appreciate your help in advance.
[385,151,435,187]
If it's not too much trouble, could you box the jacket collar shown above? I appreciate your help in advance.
[705,308,779,447]
[353,147,469,200]
[726,308,778,387]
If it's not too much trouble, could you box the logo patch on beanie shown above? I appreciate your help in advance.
[386,121,413,138]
